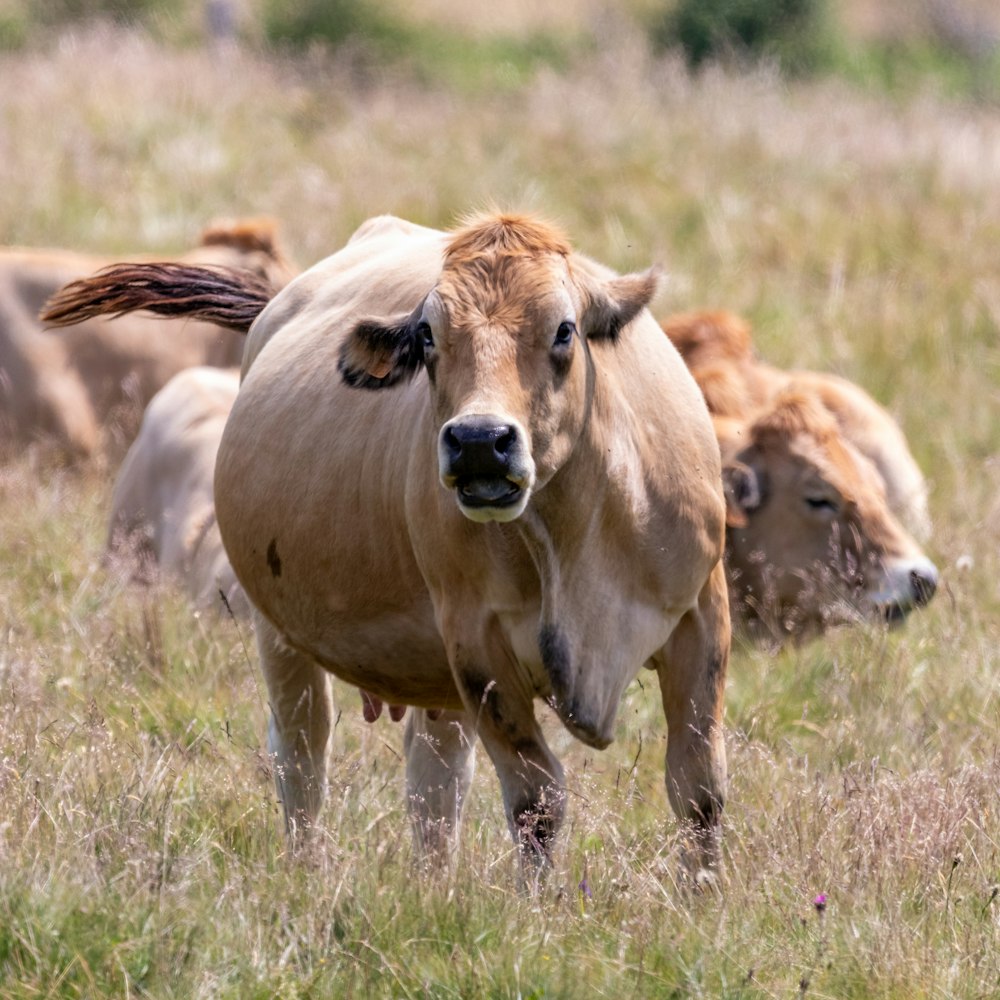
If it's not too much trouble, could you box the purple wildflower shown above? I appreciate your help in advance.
[813,893,827,913]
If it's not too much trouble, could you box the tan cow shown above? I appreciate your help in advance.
[1,218,296,460]
[718,390,938,642]
[44,213,730,880]
[107,365,248,617]
[663,310,931,540]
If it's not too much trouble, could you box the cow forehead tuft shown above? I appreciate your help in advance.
[750,390,840,447]
[436,253,569,332]
[446,212,572,263]
[750,390,889,500]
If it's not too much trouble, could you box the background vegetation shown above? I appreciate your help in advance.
[1,1,999,996]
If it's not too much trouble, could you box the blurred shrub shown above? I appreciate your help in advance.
[32,0,173,27]
[0,0,183,46]
[0,13,27,49]
[262,0,408,54]
[651,0,834,75]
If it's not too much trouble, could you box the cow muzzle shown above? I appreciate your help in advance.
[869,555,940,623]
[439,414,535,523]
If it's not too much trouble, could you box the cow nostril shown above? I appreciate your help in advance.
[910,567,938,607]
[443,426,462,462]
[495,427,515,457]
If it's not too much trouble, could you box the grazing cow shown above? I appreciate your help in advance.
[107,365,248,617]
[662,311,937,639]
[663,310,931,540]
[718,390,938,641]
[2,218,296,460]
[43,213,730,880]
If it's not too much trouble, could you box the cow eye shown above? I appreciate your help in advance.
[805,496,838,514]
[416,321,434,351]
[553,320,576,347]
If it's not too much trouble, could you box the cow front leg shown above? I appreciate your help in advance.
[652,561,730,883]
[404,708,477,861]
[455,666,565,876]
[255,613,333,836]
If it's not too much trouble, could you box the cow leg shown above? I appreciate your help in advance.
[255,613,333,835]
[652,561,730,883]
[403,708,476,860]
[457,669,565,877]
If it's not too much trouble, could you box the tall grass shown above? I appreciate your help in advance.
[1,12,999,997]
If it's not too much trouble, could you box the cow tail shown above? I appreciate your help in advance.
[39,263,275,335]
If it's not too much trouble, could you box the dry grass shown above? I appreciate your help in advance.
[1,12,999,998]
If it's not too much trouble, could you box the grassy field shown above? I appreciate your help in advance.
[1,7,1000,997]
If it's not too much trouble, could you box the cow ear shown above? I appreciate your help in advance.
[722,460,763,528]
[583,267,661,342]
[339,313,424,390]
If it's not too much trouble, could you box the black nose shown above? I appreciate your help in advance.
[910,564,939,607]
[442,420,517,477]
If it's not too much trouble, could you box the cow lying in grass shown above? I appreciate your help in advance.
[45,212,730,882]
[663,310,930,539]
[663,310,938,643]
[7,218,296,461]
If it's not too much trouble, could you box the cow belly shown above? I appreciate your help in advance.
[266,604,461,709]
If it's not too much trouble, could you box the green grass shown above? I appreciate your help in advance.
[834,36,1000,102]
[2,9,1000,997]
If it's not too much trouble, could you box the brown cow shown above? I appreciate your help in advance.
[719,390,938,642]
[107,365,248,617]
[2,218,296,460]
[44,213,730,881]
[663,310,931,540]
[662,311,937,639]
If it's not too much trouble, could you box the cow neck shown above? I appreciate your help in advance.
[510,357,647,747]
[512,347,624,635]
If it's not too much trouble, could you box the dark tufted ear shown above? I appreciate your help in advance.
[722,460,765,529]
[338,313,424,389]
[582,266,661,342]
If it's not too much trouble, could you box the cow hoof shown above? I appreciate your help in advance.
[689,866,722,895]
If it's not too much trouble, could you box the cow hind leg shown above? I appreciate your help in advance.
[654,560,730,885]
[403,708,476,861]
[255,614,333,837]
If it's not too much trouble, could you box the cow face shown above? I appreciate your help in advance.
[338,215,657,523]
[723,393,938,634]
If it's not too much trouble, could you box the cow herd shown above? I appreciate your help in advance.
[21,212,938,884]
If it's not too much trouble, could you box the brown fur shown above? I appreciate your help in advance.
[198,217,283,257]
[662,309,754,368]
[692,362,755,418]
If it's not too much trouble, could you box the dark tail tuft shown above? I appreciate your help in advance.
[40,262,276,334]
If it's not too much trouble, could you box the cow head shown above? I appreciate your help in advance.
[338,213,658,523]
[722,391,938,636]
